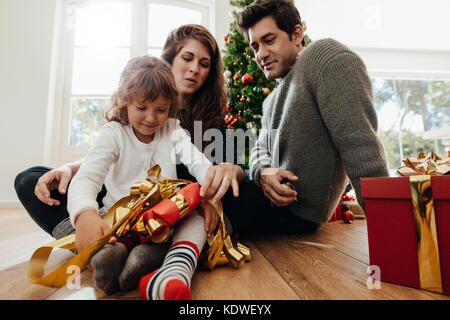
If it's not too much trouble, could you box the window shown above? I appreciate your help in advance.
[296,0,450,174]
[70,2,132,147]
[49,0,211,165]
[372,78,450,173]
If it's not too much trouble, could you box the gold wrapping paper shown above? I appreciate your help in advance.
[409,175,443,293]
[397,152,446,293]
[27,165,250,288]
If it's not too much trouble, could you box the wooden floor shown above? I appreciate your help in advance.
[0,208,448,300]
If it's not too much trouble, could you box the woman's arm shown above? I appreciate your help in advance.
[34,158,84,206]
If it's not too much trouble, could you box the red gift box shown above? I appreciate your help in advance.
[361,175,450,295]
[328,197,343,222]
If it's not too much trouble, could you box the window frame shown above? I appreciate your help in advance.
[45,0,213,166]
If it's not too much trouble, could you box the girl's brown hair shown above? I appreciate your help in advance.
[104,56,179,124]
[161,24,225,143]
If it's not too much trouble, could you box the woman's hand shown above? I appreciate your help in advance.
[199,163,244,204]
[34,166,73,206]
[197,199,220,238]
[74,209,111,253]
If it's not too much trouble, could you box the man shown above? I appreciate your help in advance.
[234,0,389,233]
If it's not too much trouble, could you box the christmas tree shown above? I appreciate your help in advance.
[222,0,312,131]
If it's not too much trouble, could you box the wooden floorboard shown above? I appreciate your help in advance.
[1,208,449,300]
[191,241,299,300]
[309,220,370,265]
[252,222,448,300]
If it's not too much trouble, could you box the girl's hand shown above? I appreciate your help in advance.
[198,199,219,238]
[74,210,111,253]
[199,163,244,204]
[34,166,73,206]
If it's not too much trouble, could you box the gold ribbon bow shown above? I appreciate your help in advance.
[397,151,450,176]
[201,200,250,270]
[27,165,250,288]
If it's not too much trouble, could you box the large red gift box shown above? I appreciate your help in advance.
[361,175,450,295]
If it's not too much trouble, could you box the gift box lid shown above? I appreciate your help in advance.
[361,176,450,200]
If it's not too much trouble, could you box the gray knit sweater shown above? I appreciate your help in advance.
[249,38,389,224]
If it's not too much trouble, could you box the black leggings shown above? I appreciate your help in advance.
[14,167,319,237]
[14,166,106,236]
[222,177,320,236]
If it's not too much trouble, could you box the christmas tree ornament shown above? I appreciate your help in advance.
[242,73,253,84]
[225,103,232,113]
[252,87,262,94]
[223,70,232,79]
[342,210,354,224]
[224,34,229,42]
[262,87,270,96]
[240,96,246,102]
[234,74,239,81]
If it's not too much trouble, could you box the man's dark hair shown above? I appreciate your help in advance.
[237,0,305,46]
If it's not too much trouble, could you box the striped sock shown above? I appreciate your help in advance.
[139,241,199,300]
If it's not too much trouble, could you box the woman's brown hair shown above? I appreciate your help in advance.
[161,24,225,144]
[103,56,179,124]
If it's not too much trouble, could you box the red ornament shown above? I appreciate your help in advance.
[224,114,233,123]
[234,74,239,81]
[342,210,354,224]
[225,103,232,113]
[225,114,236,128]
[240,96,246,102]
[242,73,253,85]
[224,35,229,42]
[342,193,355,201]
[224,113,239,128]
[238,115,242,121]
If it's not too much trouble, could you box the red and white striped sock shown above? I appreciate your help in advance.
[139,241,199,300]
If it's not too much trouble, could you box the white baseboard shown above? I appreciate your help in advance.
[0,200,22,209]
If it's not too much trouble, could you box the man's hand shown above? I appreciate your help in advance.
[260,168,298,207]
[74,210,111,253]
[197,199,220,238]
[34,166,73,206]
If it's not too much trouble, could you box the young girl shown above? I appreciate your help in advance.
[67,56,217,300]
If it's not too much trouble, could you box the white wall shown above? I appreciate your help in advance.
[0,0,57,207]
[295,0,450,78]
[214,0,233,52]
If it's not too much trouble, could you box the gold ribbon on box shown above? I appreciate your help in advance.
[27,165,250,288]
[397,151,449,293]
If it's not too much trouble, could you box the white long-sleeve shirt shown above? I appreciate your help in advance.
[67,118,212,227]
